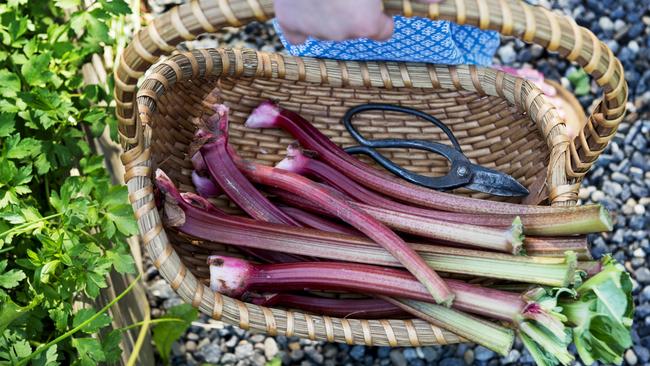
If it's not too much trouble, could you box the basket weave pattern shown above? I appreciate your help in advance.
[115,0,626,346]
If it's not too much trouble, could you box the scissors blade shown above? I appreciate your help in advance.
[465,165,530,197]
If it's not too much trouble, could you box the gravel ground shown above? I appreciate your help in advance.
[143,0,649,364]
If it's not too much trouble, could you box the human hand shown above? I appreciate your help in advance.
[274,0,443,45]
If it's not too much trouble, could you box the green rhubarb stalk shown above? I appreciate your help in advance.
[386,297,515,356]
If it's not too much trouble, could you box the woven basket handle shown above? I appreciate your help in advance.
[115,0,626,179]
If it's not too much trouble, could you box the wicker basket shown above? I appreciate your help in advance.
[115,0,626,346]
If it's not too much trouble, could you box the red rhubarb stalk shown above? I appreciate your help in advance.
[232,160,454,305]
[275,144,610,235]
[158,176,578,287]
[208,256,524,321]
[245,101,607,221]
[251,293,407,319]
[191,171,222,198]
[199,104,299,226]
[277,205,358,236]
[208,255,573,362]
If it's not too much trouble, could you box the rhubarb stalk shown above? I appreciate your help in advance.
[195,107,453,305]
[277,205,358,236]
[198,104,300,226]
[251,293,407,319]
[245,101,610,222]
[158,175,578,287]
[208,255,573,362]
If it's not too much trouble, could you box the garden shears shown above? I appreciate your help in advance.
[342,103,530,197]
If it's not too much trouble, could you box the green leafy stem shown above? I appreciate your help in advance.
[16,273,142,366]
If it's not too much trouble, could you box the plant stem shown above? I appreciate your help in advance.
[160,180,577,287]
[208,256,525,322]
[384,297,515,356]
[17,273,143,366]
[244,101,608,218]
[230,158,454,305]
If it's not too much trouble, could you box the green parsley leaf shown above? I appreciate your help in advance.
[152,304,198,365]
[0,260,26,288]
[72,338,105,366]
[0,70,21,98]
[72,308,112,334]
[21,52,54,87]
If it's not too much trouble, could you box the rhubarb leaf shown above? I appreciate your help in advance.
[560,256,633,365]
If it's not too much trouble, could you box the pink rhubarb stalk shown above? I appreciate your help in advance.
[276,146,524,254]
[275,143,611,236]
[245,101,609,221]
[251,293,406,319]
[198,104,299,226]
[232,159,454,305]
[209,256,574,362]
[158,175,579,287]
[277,205,358,236]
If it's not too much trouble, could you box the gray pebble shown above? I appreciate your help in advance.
[474,346,496,361]
[626,348,639,365]
[635,346,650,363]
[264,337,279,360]
[464,349,475,364]
[403,348,417,361]
[599,16,614,31]
[225,336,238,348]
[420,346,439,362]
[640,286,650,302]
[235,342,253,359]
[501,349,520,364]
[186,340,197,352]
[291,349,305,361]
[439,357,464,366]
[305,346,324,364]
[250,334,265,343]
[148,279,176,299]
[498,44,516,64]
[349,345,365,361]
[221,353,237,364]
[389,350,407,366]
[197,343,221,364]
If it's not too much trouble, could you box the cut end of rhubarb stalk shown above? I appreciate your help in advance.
[600,205,614,231]
[509,216,525,255]
[276,143,311,173]
[517,288,575,366]
[208,255,253,298]
[155,169,187,227]
[245,101,280,129]
[560,255,634,365]
[181,192,219,213]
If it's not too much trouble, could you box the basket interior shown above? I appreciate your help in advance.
[149,75,550,281]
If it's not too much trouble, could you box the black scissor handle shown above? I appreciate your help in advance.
[342,103,463,152]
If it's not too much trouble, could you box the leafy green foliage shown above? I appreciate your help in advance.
[560,256,634,365]
[152,304,198,365]
[567,68,590,96]
[0,0,136,364]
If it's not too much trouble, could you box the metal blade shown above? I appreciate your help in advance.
[465,165,530,197]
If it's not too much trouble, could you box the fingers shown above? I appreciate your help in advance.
[367,13,395,41]
[282,29,308,45]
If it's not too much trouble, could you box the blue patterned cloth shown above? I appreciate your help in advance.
[273,16,500,66]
